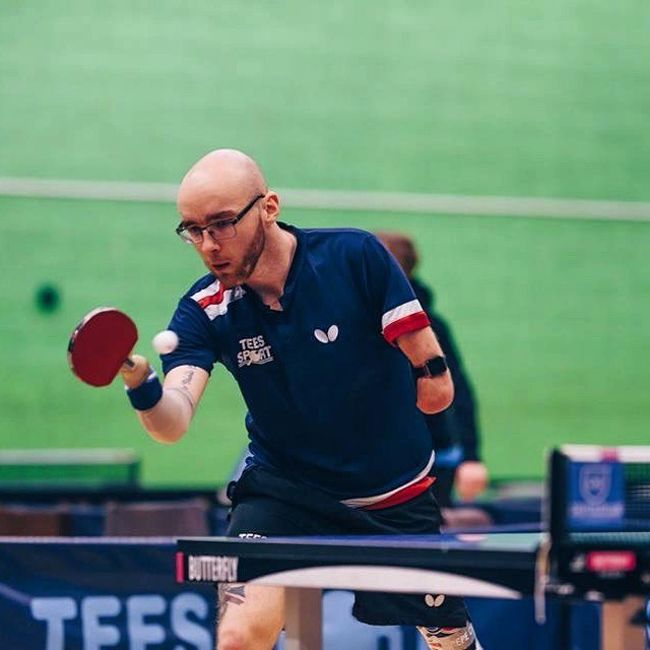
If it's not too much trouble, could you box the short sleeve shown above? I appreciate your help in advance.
[161,296,219,375]
[361,234,430,344]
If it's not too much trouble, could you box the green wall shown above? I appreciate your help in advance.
[2,198,648,483]
[1,1,648,484]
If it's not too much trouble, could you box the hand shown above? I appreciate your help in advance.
[120,354,151,389]
[454,461,489,502]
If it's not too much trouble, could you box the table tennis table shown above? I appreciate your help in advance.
[176,531,648,650]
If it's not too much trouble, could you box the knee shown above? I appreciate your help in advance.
[216,626,248,650]
[217,624,276,650]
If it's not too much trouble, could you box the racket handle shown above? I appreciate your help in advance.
[121,354,151,389]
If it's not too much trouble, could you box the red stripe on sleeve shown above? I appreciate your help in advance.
[198,284,225,308]
[383,311,430,344]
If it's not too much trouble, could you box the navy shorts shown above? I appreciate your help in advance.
[226,466,469,627]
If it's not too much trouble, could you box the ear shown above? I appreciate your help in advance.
[262,192,280,223]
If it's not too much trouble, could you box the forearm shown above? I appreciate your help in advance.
[137,387,194,444]
[122,358,208,445]
[396,327,454,414]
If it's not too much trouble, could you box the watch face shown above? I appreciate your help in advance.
[425,356,448,377]
[413,356,447,379]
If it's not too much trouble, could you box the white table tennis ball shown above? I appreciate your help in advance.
[152,330,179,354]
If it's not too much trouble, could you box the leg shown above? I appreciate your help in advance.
[353,490,480,647]
[221,483,328,650]
[601,597,645,650]
[216,583,285,650]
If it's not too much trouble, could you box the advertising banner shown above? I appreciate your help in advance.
[0,539,215,649]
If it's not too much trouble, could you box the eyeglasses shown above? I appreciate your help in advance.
[175,193,265,245]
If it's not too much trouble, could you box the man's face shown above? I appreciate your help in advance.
[180,192,267,289]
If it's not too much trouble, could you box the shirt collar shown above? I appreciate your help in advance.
[244,222,305,313]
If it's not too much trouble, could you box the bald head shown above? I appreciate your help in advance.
[177,149,267,219]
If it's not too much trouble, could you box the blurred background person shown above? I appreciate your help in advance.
[376,231,489,507]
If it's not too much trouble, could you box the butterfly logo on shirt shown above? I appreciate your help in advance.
[314,325,339,343]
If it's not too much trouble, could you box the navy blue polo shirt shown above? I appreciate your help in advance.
[162,224,433,499]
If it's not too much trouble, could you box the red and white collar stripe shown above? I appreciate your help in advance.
[191,280,246,321]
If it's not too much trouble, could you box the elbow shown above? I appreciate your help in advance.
[148,426,187,444]
[140,413,189,445]
[416,375,454,414]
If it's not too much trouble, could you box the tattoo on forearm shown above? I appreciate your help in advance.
[166,367,199,414]
[167,387,196,413]
[218,584,246,619]
[181,368,195,387]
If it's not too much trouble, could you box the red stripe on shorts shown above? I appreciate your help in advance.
[362,476,435,511]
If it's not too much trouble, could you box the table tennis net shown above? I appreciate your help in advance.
[549,445,650,542]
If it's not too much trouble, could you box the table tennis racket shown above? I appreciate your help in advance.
[68,307,138,387]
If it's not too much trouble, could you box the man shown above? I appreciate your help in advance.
[375,232,489,507]
[121,149,481,650]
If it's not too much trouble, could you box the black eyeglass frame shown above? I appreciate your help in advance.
[175,193,266,244]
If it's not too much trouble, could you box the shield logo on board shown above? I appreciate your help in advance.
[579,464,611,505]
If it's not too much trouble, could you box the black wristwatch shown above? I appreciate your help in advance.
[413,355,448,379]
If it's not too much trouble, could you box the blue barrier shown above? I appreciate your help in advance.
[0,539,215,649]
[0,538,624,649]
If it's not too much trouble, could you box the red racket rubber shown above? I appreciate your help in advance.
[68,307,138,387]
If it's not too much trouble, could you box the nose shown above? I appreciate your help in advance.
[199,232,221,254]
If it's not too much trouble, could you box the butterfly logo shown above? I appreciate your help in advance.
[314,325,339,343]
